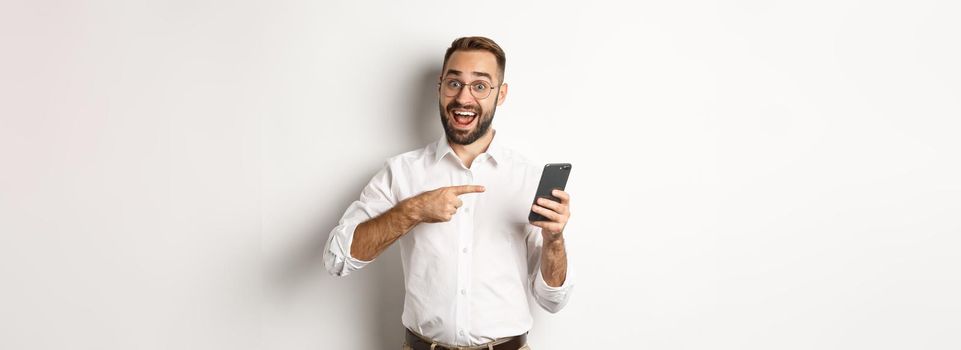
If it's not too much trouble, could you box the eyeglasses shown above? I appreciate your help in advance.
[438,78,502,100]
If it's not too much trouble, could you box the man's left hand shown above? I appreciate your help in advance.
[531,189,571,240]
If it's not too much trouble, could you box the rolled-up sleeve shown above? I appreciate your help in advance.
[324,163,397,277]
[526,226,574,313]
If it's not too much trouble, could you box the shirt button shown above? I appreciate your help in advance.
[464,207,471,214]
[462,247,468,253]
[459,330,466,336]
[460,289,466,295]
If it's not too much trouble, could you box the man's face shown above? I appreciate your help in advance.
[438,50,507,145]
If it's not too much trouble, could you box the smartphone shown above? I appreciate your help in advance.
[528,163,572,223]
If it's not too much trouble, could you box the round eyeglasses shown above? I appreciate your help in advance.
[439,78,502,100]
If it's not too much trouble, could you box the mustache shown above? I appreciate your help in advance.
[447,102,480,113]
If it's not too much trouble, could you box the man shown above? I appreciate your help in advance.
[324,36,573,350]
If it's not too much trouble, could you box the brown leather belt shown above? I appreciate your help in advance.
[405,328,527,350]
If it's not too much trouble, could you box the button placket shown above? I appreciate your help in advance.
[455,169,480,342]
[455,169,474,344]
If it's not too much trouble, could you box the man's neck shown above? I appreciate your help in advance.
[449,129,495,169]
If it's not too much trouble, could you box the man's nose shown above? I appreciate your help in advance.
[455,86,475,104]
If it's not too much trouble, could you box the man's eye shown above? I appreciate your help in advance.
[472,83,487,91]
[447,80,462,88]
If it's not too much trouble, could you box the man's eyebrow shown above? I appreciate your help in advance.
[445,69,494,82]
[471,71,494,81]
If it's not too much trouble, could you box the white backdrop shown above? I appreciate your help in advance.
[1,1,959,349]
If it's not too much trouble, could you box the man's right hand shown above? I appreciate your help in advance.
[349,184,485,261]
[405,185,486,223]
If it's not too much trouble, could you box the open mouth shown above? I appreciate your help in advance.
[450,109,477,129]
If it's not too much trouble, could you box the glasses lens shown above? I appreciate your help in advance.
[470,81,492,99]
[442,79,462,97]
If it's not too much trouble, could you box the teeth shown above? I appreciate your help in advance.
[453,111,476,116]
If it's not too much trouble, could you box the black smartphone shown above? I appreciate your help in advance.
[528,163,572,223]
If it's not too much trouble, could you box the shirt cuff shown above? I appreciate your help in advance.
[533,267,574,313]
[342,222,374,266]
[535,267,572,291]
[325,222,374,276]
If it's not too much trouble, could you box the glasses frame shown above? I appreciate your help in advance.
[438,78,503,100]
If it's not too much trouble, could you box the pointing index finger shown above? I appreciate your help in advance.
[449,185,486,195]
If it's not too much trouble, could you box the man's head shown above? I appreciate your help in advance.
[438,36,508,145]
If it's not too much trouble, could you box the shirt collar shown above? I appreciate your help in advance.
[433,135,455,164]
[432,129,504,166]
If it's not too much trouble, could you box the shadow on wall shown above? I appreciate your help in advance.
[409,61,445,150]
[266,61,441,349]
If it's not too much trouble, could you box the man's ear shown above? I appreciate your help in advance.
[496,83,509,106]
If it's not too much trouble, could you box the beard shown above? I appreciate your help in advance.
[438,99,496,146]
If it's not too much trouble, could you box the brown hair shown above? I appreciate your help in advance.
[442,36,506,82]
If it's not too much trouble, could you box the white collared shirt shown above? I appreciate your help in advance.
[324,131,574,346]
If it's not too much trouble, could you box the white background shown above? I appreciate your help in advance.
[1,0,959,349]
